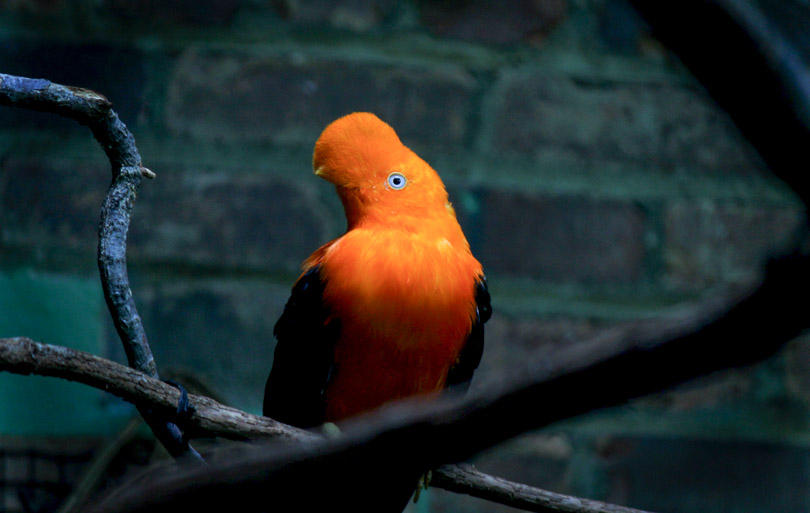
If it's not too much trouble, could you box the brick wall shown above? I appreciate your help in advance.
[1,1,808,512]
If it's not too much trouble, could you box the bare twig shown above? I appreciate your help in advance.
[0,72,198,461]
[431,464,653,513]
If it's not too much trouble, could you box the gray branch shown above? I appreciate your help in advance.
[0,337,310,442]
[0,72,199,461]
[432,464,654,513]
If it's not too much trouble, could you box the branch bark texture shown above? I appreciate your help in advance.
[431,464,653,513]
[0,337,310,442]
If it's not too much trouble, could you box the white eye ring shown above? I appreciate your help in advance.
[387,172,407,190]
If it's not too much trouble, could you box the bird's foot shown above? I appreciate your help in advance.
[412,470,432,503]
[320,422,343,439]
[163,379,196,423]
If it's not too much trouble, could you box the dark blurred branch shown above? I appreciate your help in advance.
[0,72,199,461]
[88,249,809,512]
[630,0,810,207]
[0,336,650,513]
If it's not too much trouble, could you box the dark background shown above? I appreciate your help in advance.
[1,1,809,512]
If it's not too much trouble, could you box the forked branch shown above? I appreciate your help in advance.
[1,72,199,461]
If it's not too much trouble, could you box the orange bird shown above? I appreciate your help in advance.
[264,112,491,432]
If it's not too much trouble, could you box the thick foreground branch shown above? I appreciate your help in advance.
[5,250,803,513]
[630,0,810,205]
[0,336,649,513]
[83,249,808,512]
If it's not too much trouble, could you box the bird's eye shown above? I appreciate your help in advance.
[387,172,407,190]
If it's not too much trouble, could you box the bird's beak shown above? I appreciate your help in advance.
[314,165,343,186]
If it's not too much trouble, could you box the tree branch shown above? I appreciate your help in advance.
[431,464,653,513]
[0,72,199,461]
[0,336,650,513]
[0,336,311,442]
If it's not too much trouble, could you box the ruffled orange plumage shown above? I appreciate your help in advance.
[265,112,490,425]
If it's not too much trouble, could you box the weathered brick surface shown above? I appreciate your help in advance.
[103,0,241,26]
[597,436,810,512]
[273,0,398,31]
[638,367,755,412]
[0,158,108,251]
[478,312,759,414]
[475,314,616,385]
[486,71,765,175]
[478,191,647,283]
[663,200,804,289]
[418,0,567,45]
[0,160,335,274]
[589,0,666,54]
[165,50,476,149]
[0,0,63,12]
[129,168,333,272]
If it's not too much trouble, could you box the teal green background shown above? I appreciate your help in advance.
[0,269,130,435]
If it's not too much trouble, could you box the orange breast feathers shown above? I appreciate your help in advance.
[308,112,484,422]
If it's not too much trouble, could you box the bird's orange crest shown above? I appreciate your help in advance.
[312,112,453,230]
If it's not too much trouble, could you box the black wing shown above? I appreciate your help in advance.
[446,275,492,392]
[263,266,338,428]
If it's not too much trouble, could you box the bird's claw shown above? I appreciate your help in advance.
[320,422,343,439]
[163,379,196,421]
[413,470,432,503]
